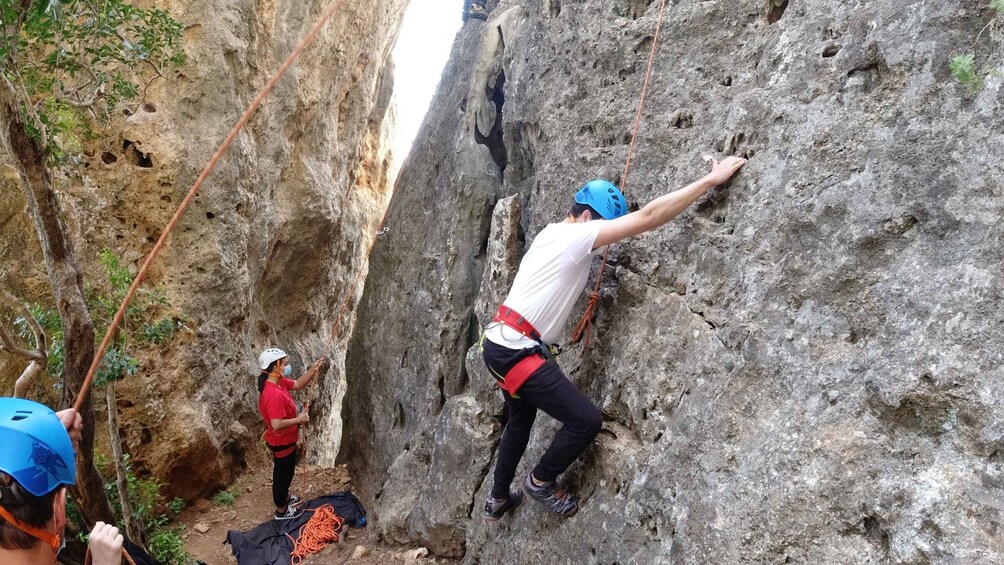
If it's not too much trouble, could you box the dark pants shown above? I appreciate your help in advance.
[272,448,297,508]
[483,340,602,500]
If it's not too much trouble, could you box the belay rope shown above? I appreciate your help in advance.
[570,0,671,348]
[61,0,672,557]
[72,0,351,413]
[59,0,358,561]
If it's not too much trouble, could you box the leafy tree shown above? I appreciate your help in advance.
[0,0,183,530]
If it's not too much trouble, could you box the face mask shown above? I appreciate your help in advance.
[282,365,292,377]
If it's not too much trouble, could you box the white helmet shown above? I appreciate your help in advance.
[257,348,287,370]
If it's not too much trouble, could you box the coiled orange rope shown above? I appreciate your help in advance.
[570,0,670,348]
[288,504,344,565]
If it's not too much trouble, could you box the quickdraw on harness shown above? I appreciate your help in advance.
[484,306,559,396]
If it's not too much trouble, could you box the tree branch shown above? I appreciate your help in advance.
[0,288,47,398]
[0,291,45,363]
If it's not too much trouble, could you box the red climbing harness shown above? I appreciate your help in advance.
[493,353,545,396]
[488,306,547,395]
[493,306,542,342]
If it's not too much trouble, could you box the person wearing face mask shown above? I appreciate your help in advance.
[0,397,124,565]
[256,348,323,520]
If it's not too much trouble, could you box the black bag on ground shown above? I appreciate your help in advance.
[224,492,367,565]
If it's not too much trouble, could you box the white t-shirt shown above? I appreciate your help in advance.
[485,221,604,349]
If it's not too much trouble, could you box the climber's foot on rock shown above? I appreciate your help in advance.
[522,473,578,518]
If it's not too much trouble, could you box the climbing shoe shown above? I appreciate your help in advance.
[483,489,524,521]
[522,473,578,518]
[274,505,304,521]
[466,3,488,20]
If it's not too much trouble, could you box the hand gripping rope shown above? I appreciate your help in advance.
[570,0,670,348]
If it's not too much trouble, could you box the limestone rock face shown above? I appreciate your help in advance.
[0,0,406,499]
[342,0,1004,562]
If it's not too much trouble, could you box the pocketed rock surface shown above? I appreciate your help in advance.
[0,0,407,500]
[341,0,1004,563]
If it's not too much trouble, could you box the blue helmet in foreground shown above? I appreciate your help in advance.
[0,398,76,497]
[575,179,627,219]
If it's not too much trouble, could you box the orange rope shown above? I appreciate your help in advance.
[73,0,351,413]
[288,504,344,565]
[84,547,138,565]
[570,0,670,348]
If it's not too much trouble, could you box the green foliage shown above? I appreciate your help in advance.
[950,2,1001,92]
[950,53,984,92]
[24,249,181,389]
[167,497,185,516]
[137,317,180,345]
[148,528,190,565]
[94,346,139,386]
[0,0,185,163]
[213,489,236,507]
[65,498,90,542]
[96,454,195,565]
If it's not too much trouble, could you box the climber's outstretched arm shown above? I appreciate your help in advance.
[593,156,746,249]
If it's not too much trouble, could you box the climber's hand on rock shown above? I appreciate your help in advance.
[88,521,124,565]
[299,408,310,424]
[706,156,747,185]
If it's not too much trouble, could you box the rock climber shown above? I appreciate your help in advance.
[0,397,126,564]
[257,348,324,520]
[463,0,488,21]
[482,156,747,519]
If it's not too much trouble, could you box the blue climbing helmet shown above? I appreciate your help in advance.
[0,398,76,497]
[574,179,627,220]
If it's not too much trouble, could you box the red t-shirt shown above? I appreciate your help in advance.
[259,378,298,458]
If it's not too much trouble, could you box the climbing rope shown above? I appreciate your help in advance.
[570,0,670,348]
[72,0,350,413]
[287,504,345,565]
[84,547,138,565]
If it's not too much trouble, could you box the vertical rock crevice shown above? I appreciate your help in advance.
[344,0,1004,563]
[473,68,508,176]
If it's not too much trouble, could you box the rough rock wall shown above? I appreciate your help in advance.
[0,0,406,500]
[342,0,1004,562]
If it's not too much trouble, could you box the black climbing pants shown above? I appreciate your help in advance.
[272,448,297,508]
[483,340,602,500]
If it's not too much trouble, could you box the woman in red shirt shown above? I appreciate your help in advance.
[256,348,323,520]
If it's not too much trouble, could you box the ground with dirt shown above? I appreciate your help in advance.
[179,462,457,565]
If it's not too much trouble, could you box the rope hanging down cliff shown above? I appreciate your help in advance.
[570,0,671,348]
[72,0,351,414]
